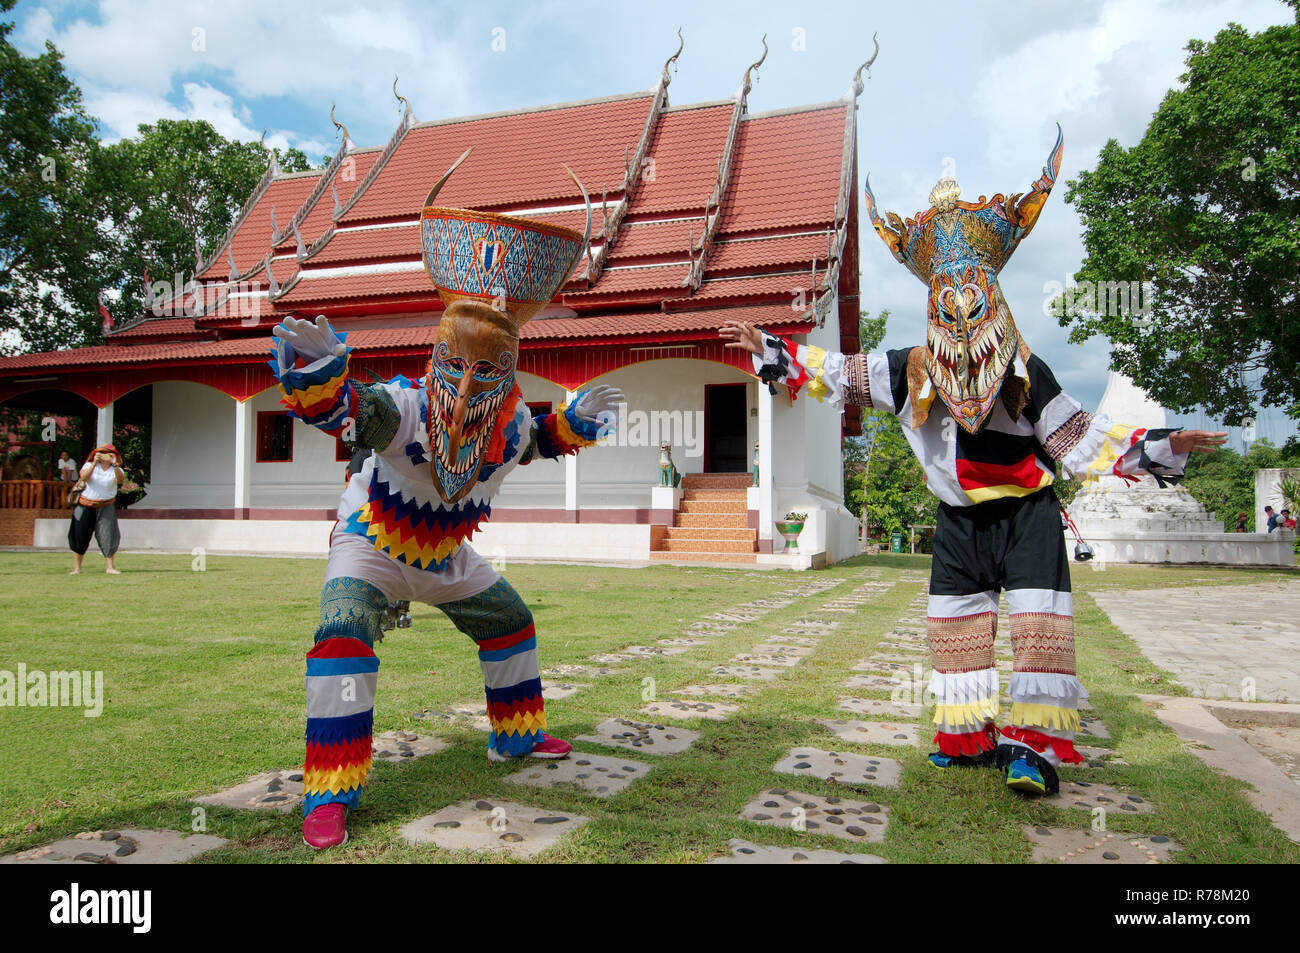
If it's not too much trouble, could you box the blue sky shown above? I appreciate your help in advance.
[13,0,1297,444]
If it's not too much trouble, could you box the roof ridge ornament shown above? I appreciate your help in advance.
[330,103,352,151]
[661,28,684,89]
[393,76,415,125]
[264,254,279,297]
[740,34,768,103]
[851,34,880,99]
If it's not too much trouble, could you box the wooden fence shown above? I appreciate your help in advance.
[0,480,70,510]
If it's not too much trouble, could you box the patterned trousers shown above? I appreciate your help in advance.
[302,529,547,815]
[926,487,1088,767]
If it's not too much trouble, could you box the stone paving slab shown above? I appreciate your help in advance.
[1024,825,1181,864]
[762,635,821,647]
[399,799,589,858]
[712,665,783,681]
[785,619,841,632]
[852,659,913,675]
[872,652,924,664]
[1092,581,1300,703]
[503,753,652,798]
[1075,744,1130,767]
[741,788,890,843]
[751,643,816,658]
[577,718,700,754]
[731,652,802,668]
[444,702,490,732]
[540,680,587,701]
[656,637,711,648]
[372,730,449,763]
[711,838,886,864]
[845,673,904,693]
[817,718,920,747]
[543,663,621,679]
[2,829,227,865]
[774,747,903,788]
[673,683,758,699]
[1048,780,1155,814]
[1078,715,1111,740]
[838,697,924,719]
[194,769,304,813]
[592,645,689,662]
[641,699,739,721]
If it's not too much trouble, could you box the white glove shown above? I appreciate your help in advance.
[271,315,347,375]
[574,385,624,426]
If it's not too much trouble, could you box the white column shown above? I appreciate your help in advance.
[564,389,579,520]
[95,402,114,447]
[234,398,253,515]
[758,384,774,545]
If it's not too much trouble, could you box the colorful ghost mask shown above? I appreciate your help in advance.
[864,126,1064,433]
[420,150,591,503]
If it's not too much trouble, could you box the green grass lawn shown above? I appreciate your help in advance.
[0,550,1296,863]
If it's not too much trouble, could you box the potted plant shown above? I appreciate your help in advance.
[775,511,807,553]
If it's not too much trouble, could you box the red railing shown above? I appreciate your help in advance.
[0,480,69,509]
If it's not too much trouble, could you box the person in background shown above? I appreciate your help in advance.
[1235,512,1249,533]
[68,443,124,574]
[1283,509,1296,530]
[1265,505,1278,532]
[57,450,77,483]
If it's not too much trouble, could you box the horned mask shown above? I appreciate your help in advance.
[420,149,591,504]
[864,126,1064,433]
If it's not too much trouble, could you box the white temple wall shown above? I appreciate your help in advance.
[143,381,237,508]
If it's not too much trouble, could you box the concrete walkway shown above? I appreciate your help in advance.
[1090,580,1300,703]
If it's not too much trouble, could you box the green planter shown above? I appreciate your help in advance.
[775,520,805,554]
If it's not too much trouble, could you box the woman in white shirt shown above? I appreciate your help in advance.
[68,443,124,574]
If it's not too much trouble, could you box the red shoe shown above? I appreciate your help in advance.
[486,733,572,762]
[302,803,348,849]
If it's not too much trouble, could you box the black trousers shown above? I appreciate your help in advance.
[68,503,120,558]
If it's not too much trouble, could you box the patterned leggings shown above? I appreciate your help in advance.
[302,575,546,815]
[926,488,1088,767]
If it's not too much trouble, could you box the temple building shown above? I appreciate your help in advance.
[0,41,871,566]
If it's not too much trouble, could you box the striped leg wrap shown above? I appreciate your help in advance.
[926,591,1001,757]
[303,576,387,814]
[1000,588,1088,766]
[440,577,546,757]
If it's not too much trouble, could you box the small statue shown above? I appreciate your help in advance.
[658,443,681,488]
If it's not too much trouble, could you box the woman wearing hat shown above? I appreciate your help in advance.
[68,444,124,574]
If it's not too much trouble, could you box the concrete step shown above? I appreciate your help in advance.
[682,488,749,502]
[659,537,757,554]
[681,473,752,490]
[650,551,758,564]
[679,499,747,515]
[664,526,757,542]
[674,512,750,529]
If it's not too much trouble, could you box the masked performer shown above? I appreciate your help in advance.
[273,153,623,848]
[721,128,1225,797]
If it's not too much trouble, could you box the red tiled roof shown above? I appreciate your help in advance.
[109,317,204,340]
[608,217,700,261]
[717,105,846,234]
[306,225,422,266]
[199,174,322,280]
[631,105,733,214]
[565,264,690,297]
[274,267,434,305]
[340,96,654,224]
[275,150,381,251]
[0,304,813,373]
[705,231,832,272]
[686,273,814,303]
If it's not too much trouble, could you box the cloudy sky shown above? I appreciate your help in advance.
[13,0,1296,442]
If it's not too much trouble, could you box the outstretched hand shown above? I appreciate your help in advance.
[1169,430,1228,455]
[719,320,764,357]
[574,385,625,425]
[272,315,347,367]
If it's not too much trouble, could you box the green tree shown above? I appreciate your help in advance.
[1061,3,1300,423]
[97,119,310,327]
[0,0,105,354]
